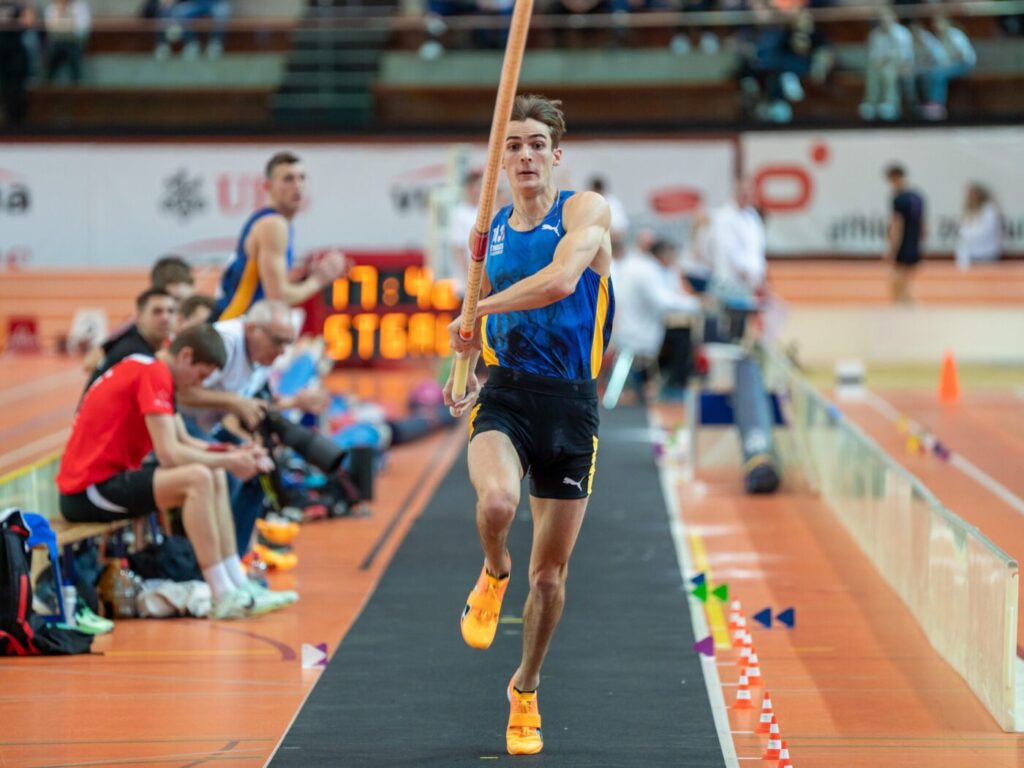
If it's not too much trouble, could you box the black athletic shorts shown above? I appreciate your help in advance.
[59,465,158,523]
[469,366,599,500]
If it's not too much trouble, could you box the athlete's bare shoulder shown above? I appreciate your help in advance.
[246,212,289,256]
[563,190,611,232]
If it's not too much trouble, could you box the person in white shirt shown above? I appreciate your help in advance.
[588,176,630,249]
[446,170,483,297]
[612,237,699,361]
[696,177,767,295]
[44,0,89,83]
[860,8,914,121]
[955,183,1002,269]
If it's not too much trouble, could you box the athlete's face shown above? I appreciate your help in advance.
[137,296,178,345]
[267,162,307,215]
[503,120,562,195]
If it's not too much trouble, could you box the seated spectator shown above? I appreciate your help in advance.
[177,300,328,554]
[588,176,630,250]
[955,183,1002,269]
[154,0,230,61]
[739,10,834,123]
[859,7,913,121]
[0,1,35,125]
[84,288,177,392]
[43,0,89,84]
[180,294,218,328]
[697,177,767,294]
[151,254,195,301]
[56,324,295,620]
[918,15,975,120]
[611,237,699,400]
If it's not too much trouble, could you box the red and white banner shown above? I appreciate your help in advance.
[743,128,1024,256]
[0,140,733,269]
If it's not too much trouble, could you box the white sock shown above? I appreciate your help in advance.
[202,562,236,600]
[225,555,249,589]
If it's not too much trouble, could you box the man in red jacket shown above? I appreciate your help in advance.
[57,324,294,620]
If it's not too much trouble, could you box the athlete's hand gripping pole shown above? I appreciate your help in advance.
[451,0,534,405]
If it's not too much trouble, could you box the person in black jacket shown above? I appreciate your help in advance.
[0,1,35,124]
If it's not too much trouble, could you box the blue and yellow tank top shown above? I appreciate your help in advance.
[215,207,294,320]
[481,191,614,381]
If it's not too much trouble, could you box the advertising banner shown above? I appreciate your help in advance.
[743,128,1024,256]
[0,140,734,269]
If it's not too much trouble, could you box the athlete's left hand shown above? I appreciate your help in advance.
[443,370,480,418]
[447,314,481,355]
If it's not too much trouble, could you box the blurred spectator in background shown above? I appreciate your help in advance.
[916,15,975,121]
[84,288,178,392]
[446,170,482,296]
[739,9,834,123]
[180,294,218,328]
[883,163,925,303]
[955,183,1002,270]
[611,235,699,401]
[151,254,195,301]
[859,7,913,121]
[588,176,629,250]
[0,0,35,124]
[44,0,90,83]
[694,177,767,294]
[153,0,230,61]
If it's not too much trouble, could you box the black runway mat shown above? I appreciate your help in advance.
[272,406,723,767]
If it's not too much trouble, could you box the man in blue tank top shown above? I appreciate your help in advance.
[215,152,348,321]
[443,94,615,756]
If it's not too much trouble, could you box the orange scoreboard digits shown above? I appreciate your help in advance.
[322,254,457,362]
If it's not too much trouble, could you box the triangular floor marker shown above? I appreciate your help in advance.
[712,583,729,602]
[690,572,706,587]
[692,583,708,603]
[301,642,328,669]
[753,608,772,629]
[693,635,714,657]
[776,607,795,628]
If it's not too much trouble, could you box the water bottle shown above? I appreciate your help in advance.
[62,582,78,627]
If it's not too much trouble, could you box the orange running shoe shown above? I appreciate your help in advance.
[506,676,543,755]
[460,563,509,650]
[252,543,298,571]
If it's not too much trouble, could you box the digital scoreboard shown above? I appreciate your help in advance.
[313,251,460,362]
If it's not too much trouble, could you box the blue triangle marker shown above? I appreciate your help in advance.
[776,607,795,628]
[690,573,706,587]
[753,607,772,629]
[693,635,714,657]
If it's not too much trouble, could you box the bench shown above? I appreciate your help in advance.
[47,519,130,549]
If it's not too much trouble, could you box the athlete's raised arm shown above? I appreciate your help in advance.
[252,216,346,307]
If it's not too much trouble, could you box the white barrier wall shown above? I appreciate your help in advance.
[743,127,1024,256]
[0,140,734,269]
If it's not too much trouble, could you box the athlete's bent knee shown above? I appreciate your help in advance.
[529,567,566,603]
[181,464,215,495]
[478,487,517,529]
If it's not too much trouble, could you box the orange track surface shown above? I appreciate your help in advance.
[656,401,1024,767]
[0,361,467,767]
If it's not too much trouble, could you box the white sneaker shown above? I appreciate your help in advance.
[858,102,876,121]
[182,41,201,61]
[154,42,171,61]
[206,40,223,59]
[244,580,298,613]
[780,71,804,102]
[210,588,256,620]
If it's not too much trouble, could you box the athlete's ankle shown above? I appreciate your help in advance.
[485,553,511,580]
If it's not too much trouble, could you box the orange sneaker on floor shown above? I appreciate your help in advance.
[460,563,509,650]
[252,543,298,571]
[256,518,300,547]
[506,676,543,755]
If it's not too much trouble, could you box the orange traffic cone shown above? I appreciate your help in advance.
[746,651,763,686]
[778,740,793,767]
[739,632,754,663]
[939,350,960,404]
[761,716,782,760]
[731,672,755,710]
[728,600,744,632]
[756,691,774,733]
[732,616,748,648]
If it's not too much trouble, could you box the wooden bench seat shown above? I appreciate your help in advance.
[46,519,130,548]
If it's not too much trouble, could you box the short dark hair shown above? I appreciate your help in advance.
[150,255,193,288]
[170,323,227,369]
[651,239,678,259]
[136,287,173,312]
[511,94,567,148]
[266,151,301,179]
[588,176,606,194]
[885,164,906,180]
[180,294,217,321]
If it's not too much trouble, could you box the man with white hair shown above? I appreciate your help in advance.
[178,299,328,556]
